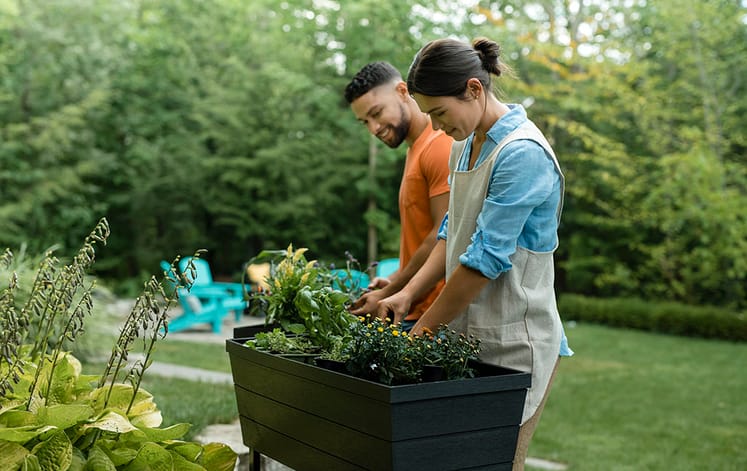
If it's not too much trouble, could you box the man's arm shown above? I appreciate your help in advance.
[350,193,448,316]
[384,191,448,292]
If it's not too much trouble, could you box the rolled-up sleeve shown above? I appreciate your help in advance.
[436,212,449,240]
[459,141,557,279]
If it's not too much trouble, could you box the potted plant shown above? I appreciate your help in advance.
[226,245,532,470]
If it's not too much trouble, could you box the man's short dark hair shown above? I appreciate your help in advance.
[344,62,402,104]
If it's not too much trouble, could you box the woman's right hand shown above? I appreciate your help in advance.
[376,291,412,325]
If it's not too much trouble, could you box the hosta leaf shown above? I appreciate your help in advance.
[82,411,139,434]
[0,440,30,470]
[31,430,72,471]
[121,442,173,471]
[0,410,39,428]
[84,445,116,471]
[198,443,238,471]
[169,450,205,471]
[68,448,86,471]
[39,404,95,430]
[129,410,162,429]
[20,454,41,471]
[137,423,191,442]
[0,425,55,443]
[166,442,202,462]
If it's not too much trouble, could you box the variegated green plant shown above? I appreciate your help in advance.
[0,218,236,471]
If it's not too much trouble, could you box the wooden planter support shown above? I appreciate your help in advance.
[226,327,531,471]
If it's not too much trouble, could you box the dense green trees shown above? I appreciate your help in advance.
[1,0,745,308]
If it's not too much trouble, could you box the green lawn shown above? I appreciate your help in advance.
[152,339,232,373]
[529,323,747,470]
[139,324,747,469]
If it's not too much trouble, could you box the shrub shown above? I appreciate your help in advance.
[559,294,747,341]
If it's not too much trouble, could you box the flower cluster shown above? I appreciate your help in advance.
[342,316,482,385]
[344,316,421,385]
[416,325,482,380]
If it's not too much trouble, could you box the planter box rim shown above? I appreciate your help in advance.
[227,337,531,403]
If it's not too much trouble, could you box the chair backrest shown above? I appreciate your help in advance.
[330,269,370,292]
[376,258,400,278]
[178,257,214,286]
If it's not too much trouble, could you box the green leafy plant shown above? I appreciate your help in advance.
[244,328,319,355]
[246,244,356,351]
[0,218,237,470]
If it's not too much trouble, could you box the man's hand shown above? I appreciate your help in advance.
[367,277,391,290]
[349,289,387,316]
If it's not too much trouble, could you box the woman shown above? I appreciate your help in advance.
[376,37,572,470]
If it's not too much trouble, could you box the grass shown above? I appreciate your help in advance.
[528,323,747,470]
[151,339,232,373]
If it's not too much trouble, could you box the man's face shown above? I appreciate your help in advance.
[350,82,410,148]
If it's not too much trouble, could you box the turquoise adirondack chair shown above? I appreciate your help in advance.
[376,258,400,278]
[161,259,247,334]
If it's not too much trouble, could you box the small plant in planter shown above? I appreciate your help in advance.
[0,218,237,470]
[416,325,482,381]
[343,316,421,385]
[244,328,319,355]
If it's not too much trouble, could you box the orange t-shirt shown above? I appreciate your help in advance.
[399,124,452,320]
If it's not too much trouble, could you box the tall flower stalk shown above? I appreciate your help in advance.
[26,218,110,409]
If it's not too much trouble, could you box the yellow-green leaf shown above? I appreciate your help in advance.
[198,443,237,471]
[30,430,72,471]
[0,440,30,470]
[137,423,190,442]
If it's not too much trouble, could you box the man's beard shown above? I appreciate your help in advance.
[381,105,410,148]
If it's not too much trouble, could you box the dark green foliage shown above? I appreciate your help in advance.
[1,0,746,310]
[559,294,747,342]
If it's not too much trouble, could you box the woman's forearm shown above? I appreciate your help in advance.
[410,263,491,335]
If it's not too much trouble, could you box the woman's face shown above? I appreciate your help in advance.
[412,92,481,141]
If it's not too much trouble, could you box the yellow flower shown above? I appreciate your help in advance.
[293,247,309,262]
[300,272,309,283]
[305,260,317,270]
[358,316,365,322]
[274,278,282,289]
[377,327,384,333]
[392,330,400,337]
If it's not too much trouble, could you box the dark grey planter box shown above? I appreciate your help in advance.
[226,328,531,471]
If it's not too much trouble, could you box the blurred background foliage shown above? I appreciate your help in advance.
[1,0,746,310]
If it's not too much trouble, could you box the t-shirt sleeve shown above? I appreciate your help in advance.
[420,133,452,198]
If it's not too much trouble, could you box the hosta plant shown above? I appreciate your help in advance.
[0,218,237,471]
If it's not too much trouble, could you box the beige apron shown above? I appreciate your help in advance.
[445,121,565,424]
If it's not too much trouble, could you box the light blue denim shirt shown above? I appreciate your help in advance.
[438,104,573,356]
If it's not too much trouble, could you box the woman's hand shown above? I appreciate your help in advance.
[376,291,412,325]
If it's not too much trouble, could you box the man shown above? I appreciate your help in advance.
[344,61,452,330]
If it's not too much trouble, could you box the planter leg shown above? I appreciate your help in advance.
[247,448,262,471]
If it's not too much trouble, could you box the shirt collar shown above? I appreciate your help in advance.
[485,104,527,145]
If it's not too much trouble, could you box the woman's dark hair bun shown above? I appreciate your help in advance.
[472,37,501,76]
